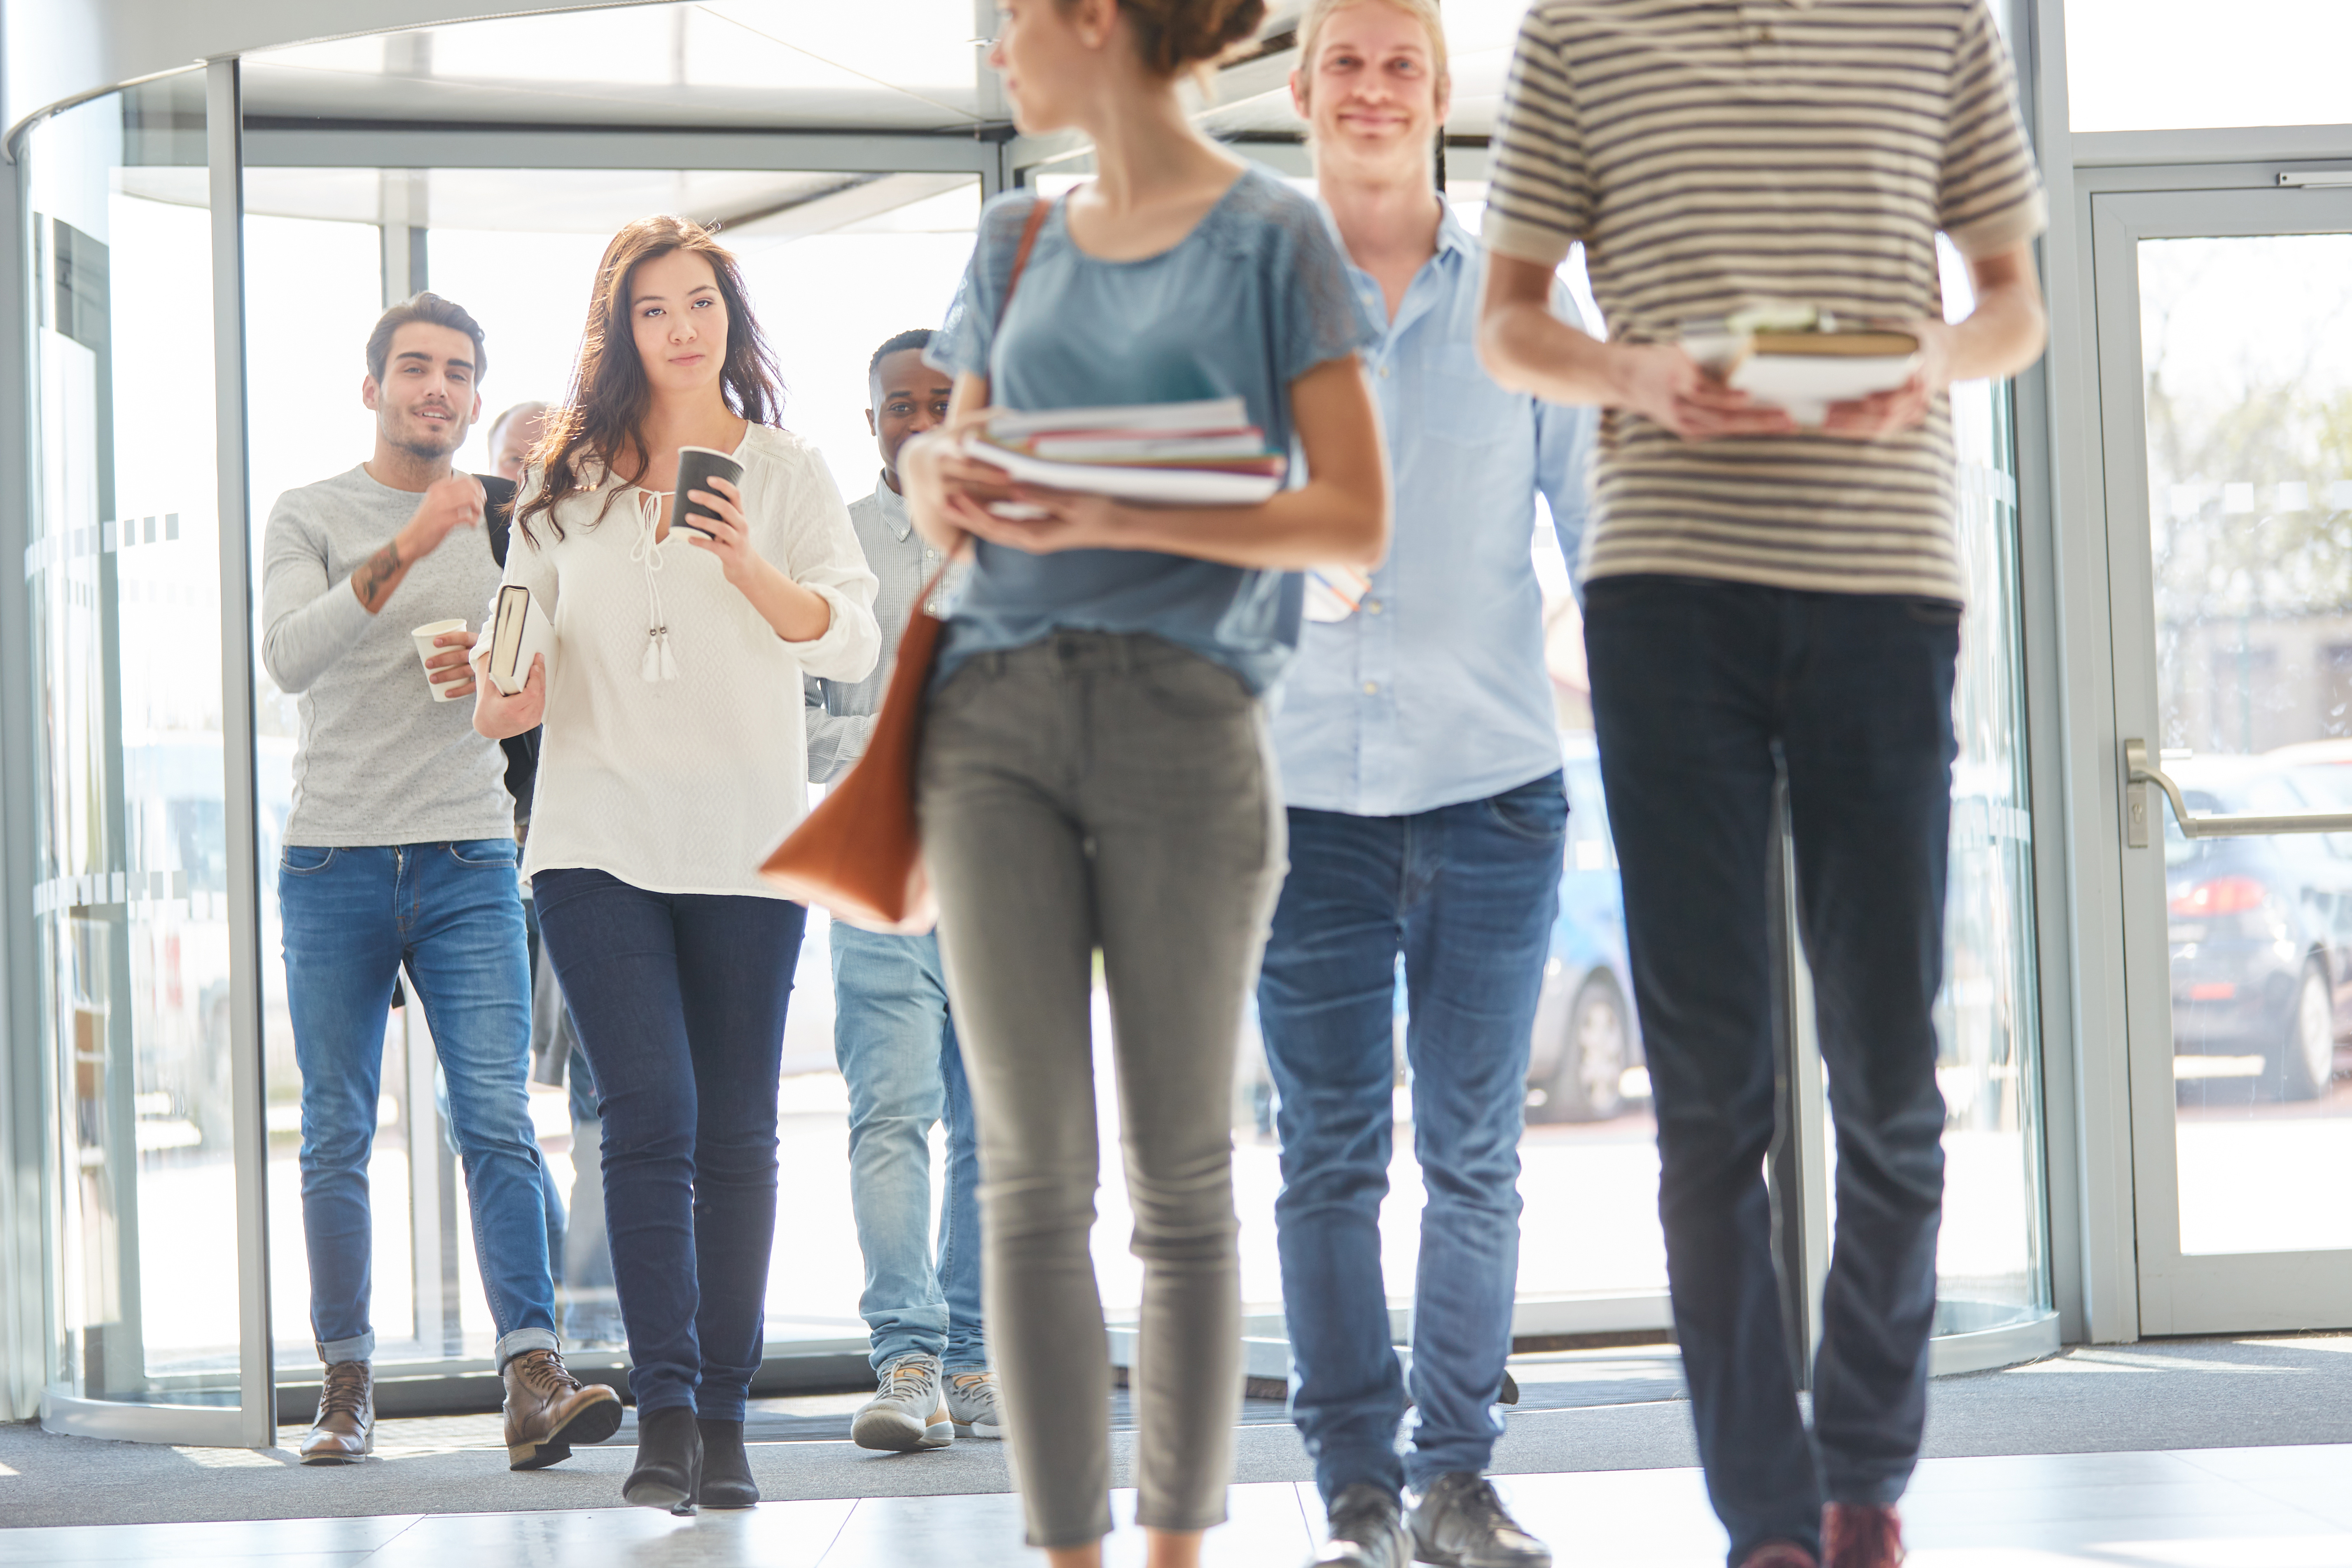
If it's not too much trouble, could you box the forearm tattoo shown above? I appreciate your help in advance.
[354,540,402,610]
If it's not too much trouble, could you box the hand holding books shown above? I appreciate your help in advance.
[1681,304,1932,431]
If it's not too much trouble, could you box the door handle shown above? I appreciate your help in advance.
[2124,738,2352,846]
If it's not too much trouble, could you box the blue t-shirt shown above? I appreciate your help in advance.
[927,166,1383,693]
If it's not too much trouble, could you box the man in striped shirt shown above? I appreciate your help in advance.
[1474,6,2047,1567]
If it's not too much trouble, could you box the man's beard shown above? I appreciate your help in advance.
[392,410,463,461]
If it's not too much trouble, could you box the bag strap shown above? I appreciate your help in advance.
[911,191,1059,604]
[999,192,1055,331]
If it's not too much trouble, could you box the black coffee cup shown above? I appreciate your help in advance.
[670,445,745,538]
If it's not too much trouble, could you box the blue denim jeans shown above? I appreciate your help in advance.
[1257,772,1566,1504]
[278,840,556,1367]
[830,924,986,1374]
[532,868,806,1421]
[1583,576,1956,1565]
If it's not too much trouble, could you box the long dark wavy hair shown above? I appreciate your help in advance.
[516,215,783,544]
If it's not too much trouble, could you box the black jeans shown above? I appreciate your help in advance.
[1583,575,1957,1564]
[533,868,806,1421]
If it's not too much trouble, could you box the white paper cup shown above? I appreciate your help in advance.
[411,619,470,701]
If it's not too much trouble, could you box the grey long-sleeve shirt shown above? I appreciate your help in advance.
[804,475,948,783]
[259,463,516,846]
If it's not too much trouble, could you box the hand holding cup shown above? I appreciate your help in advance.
[411,619,477,702]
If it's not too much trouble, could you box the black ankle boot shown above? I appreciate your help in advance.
[622,1406,702,1515]
[696,1417,758,1508]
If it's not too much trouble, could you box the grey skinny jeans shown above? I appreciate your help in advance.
[918,632,1286,1549]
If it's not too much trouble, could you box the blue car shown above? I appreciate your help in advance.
[2166,754,2352,1103]
[1524,735,1646,1123]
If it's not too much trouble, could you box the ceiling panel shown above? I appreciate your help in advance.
[241,1,983,132]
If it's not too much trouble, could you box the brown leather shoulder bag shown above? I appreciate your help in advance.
[759,193,1056,930]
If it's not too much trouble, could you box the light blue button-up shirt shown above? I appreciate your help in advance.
[1270,201,1595,818]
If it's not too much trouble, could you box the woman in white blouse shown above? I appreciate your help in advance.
[476,215,879,1515]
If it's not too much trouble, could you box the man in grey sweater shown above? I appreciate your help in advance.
[260,293,618,1469]
[807,329,999,1451]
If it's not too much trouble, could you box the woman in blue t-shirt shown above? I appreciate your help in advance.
[899,2,1390,1562]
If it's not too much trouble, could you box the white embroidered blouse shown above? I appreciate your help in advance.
[502,425,881,898]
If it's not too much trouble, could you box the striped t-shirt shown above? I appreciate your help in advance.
[1483,0,2045,601]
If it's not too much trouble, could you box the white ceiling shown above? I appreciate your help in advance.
[240,0,1539,138]
[242,1,987,132]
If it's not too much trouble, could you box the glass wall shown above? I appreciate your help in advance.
[7,7,2059,1425]
[1934,253,2050,1331]
[20,74,247,1412]
[238,166,984,1375]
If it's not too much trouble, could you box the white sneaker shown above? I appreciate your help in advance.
[852,1353,952,1451]
[946,1369,1003,1439]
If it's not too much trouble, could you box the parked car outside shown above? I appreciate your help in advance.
[1524,735,1645,1122]
[2164,752,2352,1103]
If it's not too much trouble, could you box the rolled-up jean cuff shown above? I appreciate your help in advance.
[497,1326,560,1367]
[1031,1505,1117,1551]
[317,1331,374,1365]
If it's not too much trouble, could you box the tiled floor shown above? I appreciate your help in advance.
[2,1446,2347,1566]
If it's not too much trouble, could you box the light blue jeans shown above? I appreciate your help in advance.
[279,840,558,1368]
[830,924,986,1374]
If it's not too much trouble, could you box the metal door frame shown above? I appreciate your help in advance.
[2090,179,2352,1333]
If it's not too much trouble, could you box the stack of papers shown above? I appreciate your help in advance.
[967,398,1287,505]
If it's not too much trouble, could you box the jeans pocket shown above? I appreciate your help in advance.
[528,867,604,917]
[448,838,519,868]
[1136,652,1250,720]
[280,845,337,876]
[1483,786,1569,845]
[1902,597,1964,628]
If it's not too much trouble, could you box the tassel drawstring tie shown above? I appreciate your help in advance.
[630,490,678,682]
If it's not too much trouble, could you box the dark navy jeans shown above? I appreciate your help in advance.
[1583,575,1956,1565]
[1257,772,1566,1504]
[279,839,556,1367]
[533,868,806,1421]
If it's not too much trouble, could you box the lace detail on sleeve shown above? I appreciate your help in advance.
[930,191,1043,383]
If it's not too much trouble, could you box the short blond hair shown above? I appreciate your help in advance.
[1295,0,1449,110]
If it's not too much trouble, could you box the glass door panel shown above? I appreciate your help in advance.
[2097,187,2352,1332]
[240,165,984,1386]
[2142,231,2352,1252]
[23,74,256,1435]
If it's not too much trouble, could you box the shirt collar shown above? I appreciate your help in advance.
[1433,198,1476,260]
[873,472,913,541]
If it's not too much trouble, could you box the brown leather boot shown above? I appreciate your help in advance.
[503,1348,624,1469]
[299,1360,373,1465]
[1823,1503,1905,1568]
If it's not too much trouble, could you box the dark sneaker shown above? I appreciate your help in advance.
[1407,1473,1551,1568]
[502,1348,624,1469]
[1738,1545,1819,1568]
[1824,1503,1904,1568]
[852,1353,952,1451]
[298,1360,373,1464]
[1315,1483,1411,1568]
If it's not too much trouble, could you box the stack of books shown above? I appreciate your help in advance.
[967,397,1287,505]
[1681,305,1921,426]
